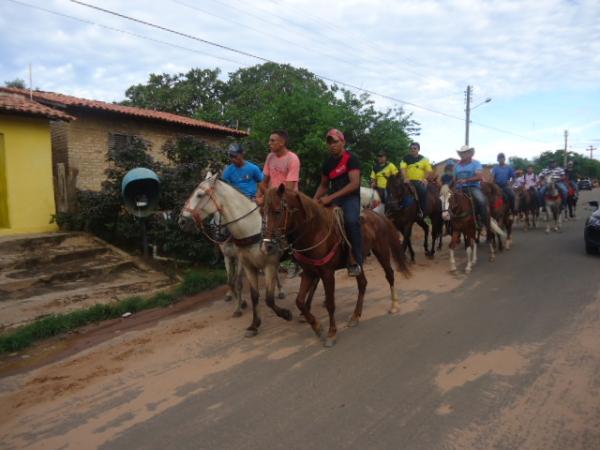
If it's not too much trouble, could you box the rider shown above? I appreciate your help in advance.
[491,152,516,217]
[538,159,568,207]
[314,129,363,277]
[257,129,301,204]
[400,142,433,218]
[370,151,398,203]
[222,143,264,200]
[441,163,455,188]
[565,160,578,196]
[454,145,491,232]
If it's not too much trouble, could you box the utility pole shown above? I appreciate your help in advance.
[587,145,596,159]
[563,130,568,167]
[464,85,471,146]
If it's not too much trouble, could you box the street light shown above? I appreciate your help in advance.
[465,85,492,146]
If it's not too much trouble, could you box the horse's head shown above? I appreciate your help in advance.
[178,172,219,229]
[440,184,452,221]
[544,175,559,197]
[385,174,411,214]
[261,184,310,255]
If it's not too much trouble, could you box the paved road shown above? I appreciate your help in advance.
[103,190,600,450]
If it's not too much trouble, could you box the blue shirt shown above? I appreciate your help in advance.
[492,164,515,187]
[441,173,453,186]
[222,161,264,198]
[454,160,483,188]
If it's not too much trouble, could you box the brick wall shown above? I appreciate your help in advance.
[62,109,232,191]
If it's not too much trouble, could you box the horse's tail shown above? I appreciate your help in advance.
[490,217,507,238]
[385,217,411,278]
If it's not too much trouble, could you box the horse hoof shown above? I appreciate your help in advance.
[233,310,243,318]
[241,300,248,309]
[323,337,336,348]
[281,309,293,322]
[388,306,399,315]
[298,315,307,323]
[245,329,258,338]
[465,267,472,274]
[277,291,286,300]
[224,295,232,302]
[313,322,324,338]
[347,317,359,327]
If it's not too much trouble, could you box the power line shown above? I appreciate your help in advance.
[6,0,246,66]
[8,0,555,146]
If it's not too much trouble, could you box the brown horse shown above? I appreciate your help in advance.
[514,186,539,230]
[385,174,444,261]
[261,185,410,347]
[482,181,514,252]
[439,185,478,273]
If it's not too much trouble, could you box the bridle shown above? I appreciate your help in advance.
[182,178,259,244]
[441,189,472,220]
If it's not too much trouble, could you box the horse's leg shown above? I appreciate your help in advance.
[322,271,337,348]
[488,231,496,262]
[465,243,473,274]
[406,224,416,263]
[296,273,322,337]
[233,254,246,317]
[275,271,286,299]
[472,233,478,265]
[505,217,513,250]
[449,230,459,272]
[372,244,398,314]
[264,263,292,322]
[298,277,320,323]
[418,218,430,257]
[244,266,261,337]
[545,206,551,233]
[348,271,367,327]
[223,250,234,302]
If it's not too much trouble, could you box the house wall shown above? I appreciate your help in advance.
[59,110,231,191]
[0,114,58,235]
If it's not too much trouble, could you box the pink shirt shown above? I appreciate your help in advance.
[263,150,300,191]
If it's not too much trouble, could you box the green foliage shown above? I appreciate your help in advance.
[124,62,420,194]
[0,269,225,354]
[4,78,26,88]
[54,135,226,262]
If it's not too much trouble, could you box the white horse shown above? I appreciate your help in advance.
[543,176,563,233]
[360,187,384,215]
[180,174,293,337]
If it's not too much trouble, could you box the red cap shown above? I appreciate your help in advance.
[326,128,345,142]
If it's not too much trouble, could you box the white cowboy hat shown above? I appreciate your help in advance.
[457,145,474,154]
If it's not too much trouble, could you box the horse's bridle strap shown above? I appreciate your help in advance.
[232,233,262,247]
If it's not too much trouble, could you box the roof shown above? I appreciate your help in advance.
[0,87,247,136]
[0,92,74,121]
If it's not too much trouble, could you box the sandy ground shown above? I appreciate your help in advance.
[0,245,462,450]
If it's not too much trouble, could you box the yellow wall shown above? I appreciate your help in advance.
[0,115,58,235]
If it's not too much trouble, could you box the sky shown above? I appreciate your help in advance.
[1,0,599,164]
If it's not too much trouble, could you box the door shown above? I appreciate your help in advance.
[0,133,9,228]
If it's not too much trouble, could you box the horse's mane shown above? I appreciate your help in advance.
[216,179,255,207]
[264,187,335,228]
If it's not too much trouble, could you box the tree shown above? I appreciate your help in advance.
[123,63,420,193]
[4,78,26,89]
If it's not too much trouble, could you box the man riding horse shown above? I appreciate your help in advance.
[491,152,516,219]
[314,129,363,277]
[538,159,568,208]
[370,151,398,204]
[454,145,492,235]
[400,142,433,219]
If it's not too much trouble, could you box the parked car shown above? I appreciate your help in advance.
[578,179,593,190]
[584,201,600,254]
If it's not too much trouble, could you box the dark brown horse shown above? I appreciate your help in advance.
[385,174,443,261]
[514,186,539,230]
[439,185,478,273]
[482,181,514,253]
[261,185,410,347]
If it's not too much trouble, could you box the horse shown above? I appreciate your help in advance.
[439,185,478,273]
[385,174,444,261]
[360,186,384,215]
[564,181,578,220]
[514,186,539,230]
[542,176,563,233]
[261,185,411,347]
[482,181,513,251]
[179,174,293,336]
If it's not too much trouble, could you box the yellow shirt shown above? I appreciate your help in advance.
[400,156,432,181]
[370,162,399,188]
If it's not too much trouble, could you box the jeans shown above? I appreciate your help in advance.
[499,185,515,211]
[410,180,427,213]
[334,195,364,267]
[540,182,568,206]
[461,186,489,225]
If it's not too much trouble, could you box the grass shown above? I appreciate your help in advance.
[0,268,226,354]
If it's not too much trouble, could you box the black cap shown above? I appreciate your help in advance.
[497,152,506,160]
[377,152,387,157]
[227,143,244,157]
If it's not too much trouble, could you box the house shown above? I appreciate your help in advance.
[0,88,248,203]
[0,92,74,235]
